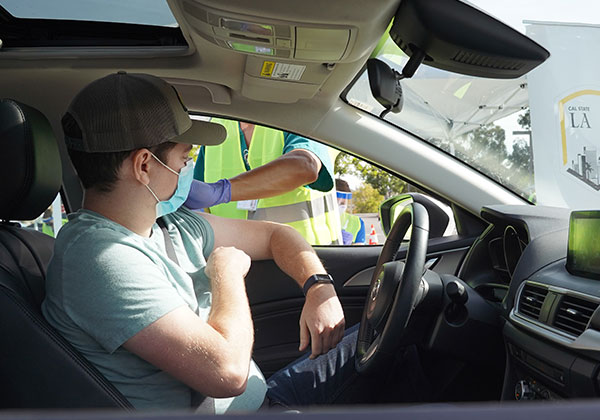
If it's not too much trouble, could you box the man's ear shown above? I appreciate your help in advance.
[130,149,154,185]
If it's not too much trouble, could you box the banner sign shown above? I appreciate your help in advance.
[527,22,600,209]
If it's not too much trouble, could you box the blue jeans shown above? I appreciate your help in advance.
[265,324,375,408]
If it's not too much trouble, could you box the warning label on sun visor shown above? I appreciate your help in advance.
[260,61,306,81]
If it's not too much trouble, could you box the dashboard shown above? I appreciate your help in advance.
[461,205,600,401]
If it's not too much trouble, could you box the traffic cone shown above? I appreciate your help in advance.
[368,224,378,245]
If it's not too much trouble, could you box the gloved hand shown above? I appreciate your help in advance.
[341,229,353,245]
[184,179,232,210]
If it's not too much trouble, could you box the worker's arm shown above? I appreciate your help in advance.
[184,149,321,210]
[122,246,254,398]
[229,149,321,201]
[202,212,345,358]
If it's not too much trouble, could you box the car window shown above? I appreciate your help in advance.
[0,0,185,50]
[13,193,67,238]
[333,151,457,244]
[191,114,456,246]
[1,0,178,27]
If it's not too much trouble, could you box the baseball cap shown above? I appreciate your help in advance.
[63,71,226,152]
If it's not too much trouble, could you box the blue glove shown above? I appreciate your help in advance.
[184,179,232,210]
[341,229,353,245]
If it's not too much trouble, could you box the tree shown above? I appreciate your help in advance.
[352,184,384,213]
[461,124,507,162]
[354,161,408,199]
[450,123,510,184]
[334,152,355,177]
[334,152,409,198]
[511,108,533,174]
[510,138,532,173]
[506,108,535,201]
[517,109,531,130]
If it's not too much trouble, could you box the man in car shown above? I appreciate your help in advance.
[41,72,366,413]
[186,119,343,246]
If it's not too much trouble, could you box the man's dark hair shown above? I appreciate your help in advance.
[335,178,351,193]
[63,113,177,193]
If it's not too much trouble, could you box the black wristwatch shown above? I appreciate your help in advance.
[302,273,334,296]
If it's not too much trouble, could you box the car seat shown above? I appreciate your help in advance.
[0,99,132,409]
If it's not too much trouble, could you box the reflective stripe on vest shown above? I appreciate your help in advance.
[204,118,341,245]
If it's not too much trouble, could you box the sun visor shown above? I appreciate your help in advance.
[295,27,350,61]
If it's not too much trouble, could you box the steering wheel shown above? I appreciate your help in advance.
[355,202,429,374]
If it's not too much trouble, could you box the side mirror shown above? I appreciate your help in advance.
[367,58,403,118]
[379,193,450,239]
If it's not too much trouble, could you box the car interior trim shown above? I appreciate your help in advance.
[0,46,191,60]
[343,246,470,287]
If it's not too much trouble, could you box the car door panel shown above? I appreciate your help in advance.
[247,235,477,377]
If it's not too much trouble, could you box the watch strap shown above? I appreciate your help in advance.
[302,273,334,296]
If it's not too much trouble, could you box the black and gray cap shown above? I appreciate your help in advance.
[63,71,226,152]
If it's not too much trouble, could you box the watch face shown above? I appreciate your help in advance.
[315,274,332,282]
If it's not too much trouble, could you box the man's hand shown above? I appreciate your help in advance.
[205,246,251,286]
[299,283,345,359]
[123,245,254,398]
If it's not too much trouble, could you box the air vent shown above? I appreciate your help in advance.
[518,283,548,320]
[553,295,599,337]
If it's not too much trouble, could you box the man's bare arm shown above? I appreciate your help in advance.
[203,213,345,357]
[122,247,254,398]
[229,149,322,201]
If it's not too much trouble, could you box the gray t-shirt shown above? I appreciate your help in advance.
[42,207,266,413]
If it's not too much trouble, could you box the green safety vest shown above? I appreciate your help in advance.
[204,119,342,245]
[41,218,68,237]
[340,212,361,243]
[42,223,54,237]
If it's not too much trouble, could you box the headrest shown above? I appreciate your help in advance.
[0,100,62,221]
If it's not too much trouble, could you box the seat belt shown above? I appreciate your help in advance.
[155,217,215,413]
[156,218,179,265]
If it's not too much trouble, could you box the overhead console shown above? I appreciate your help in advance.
[181,0,355,62]
[178,0,360,103]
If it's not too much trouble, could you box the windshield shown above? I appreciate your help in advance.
[345,0,600,208]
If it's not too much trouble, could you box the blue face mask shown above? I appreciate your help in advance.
[145,153,195,218]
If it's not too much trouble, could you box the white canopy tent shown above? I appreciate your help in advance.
[347,53,529,143]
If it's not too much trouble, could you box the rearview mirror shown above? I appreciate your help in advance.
[379,193,450,239]
[367,58,404,118]
[390,0,550,79]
